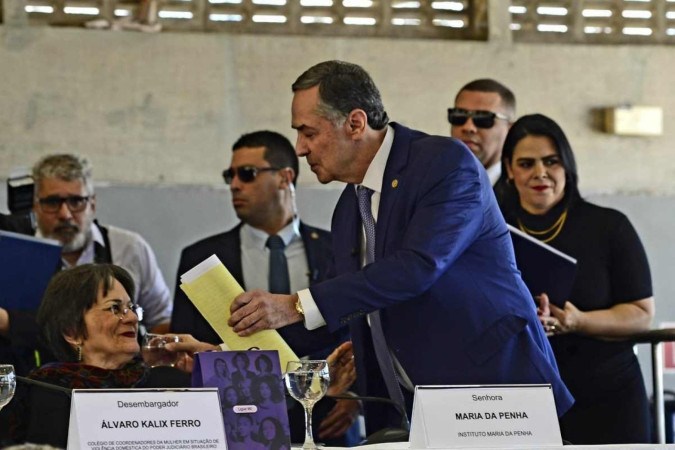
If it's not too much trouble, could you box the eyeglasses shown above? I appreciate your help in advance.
[222,166,281,184]
[447,108,510,129]
[37,195,91,213]
[103,301,144,321]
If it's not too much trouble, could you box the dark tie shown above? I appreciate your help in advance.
[266,235,290,295]
[356,186,409,421]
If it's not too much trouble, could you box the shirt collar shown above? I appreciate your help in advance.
[486,162,502,186]
[359,125,395,193]
[242,216,301,251]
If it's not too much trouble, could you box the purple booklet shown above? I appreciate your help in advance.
[193,350,291,450]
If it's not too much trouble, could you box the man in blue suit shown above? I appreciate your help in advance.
[171,130,357,444]
[229,61,574,433]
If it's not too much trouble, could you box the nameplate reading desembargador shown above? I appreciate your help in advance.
[67,388,226,450]
[409,385,562,448]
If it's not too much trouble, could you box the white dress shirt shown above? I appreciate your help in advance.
[240,216,310,295]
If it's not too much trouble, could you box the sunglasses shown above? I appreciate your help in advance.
[447,108,509,129]
[222,166,281,184]
[37,195,91,213]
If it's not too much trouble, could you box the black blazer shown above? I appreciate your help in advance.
[171,222,347,359]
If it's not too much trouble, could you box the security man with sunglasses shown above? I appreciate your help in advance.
[449,78,516,186]
[0,154,172,375]
[171,130,357,446]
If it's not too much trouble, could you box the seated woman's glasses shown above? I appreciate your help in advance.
[105,301,144,321]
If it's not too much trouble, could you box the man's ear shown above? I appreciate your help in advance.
[345,109,367,139]
[90,194,96,214]
[279,168,295,190]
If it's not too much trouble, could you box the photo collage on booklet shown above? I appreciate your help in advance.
[193,350,291,450]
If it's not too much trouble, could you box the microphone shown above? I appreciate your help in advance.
[16,375,72,397]
[328,393,410,432]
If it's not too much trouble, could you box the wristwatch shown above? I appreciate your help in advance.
[294,297,305,316]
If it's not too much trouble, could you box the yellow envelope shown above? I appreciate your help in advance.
[180,255,298,371]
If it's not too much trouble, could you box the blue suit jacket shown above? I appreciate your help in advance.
[171,222,347,359]
[310,123,573,430]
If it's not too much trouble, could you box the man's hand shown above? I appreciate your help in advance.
[318,398,360,440]
[228,290,302,336]
[327,341,356,396]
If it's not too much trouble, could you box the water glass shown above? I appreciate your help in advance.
[141,334,180,367]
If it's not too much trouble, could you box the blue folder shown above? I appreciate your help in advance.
[0,230,62,310]
[508,225,577,308]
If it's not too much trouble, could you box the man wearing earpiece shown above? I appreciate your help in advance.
[170,130,357,446]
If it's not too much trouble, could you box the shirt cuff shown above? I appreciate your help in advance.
[297,288,326,330]
[218,342,231,351]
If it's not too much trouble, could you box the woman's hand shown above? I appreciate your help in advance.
[540,301,582,336]
[164,334,220,373]
[318,398,360,440]
[326,341,356,396]
[535,293,551,317]
[540,296,654,338]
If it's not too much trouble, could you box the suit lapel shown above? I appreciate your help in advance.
[375,123,411,258]
[223,223,245,288]
[333,186,362,273]
[299,222,320,284]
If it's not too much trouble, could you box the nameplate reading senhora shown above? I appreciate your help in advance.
[409,385,562,448]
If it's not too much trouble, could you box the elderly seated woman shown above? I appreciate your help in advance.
[8,263,191,448]
[7,263,358,448]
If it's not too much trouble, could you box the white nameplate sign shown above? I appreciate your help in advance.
[409,384,562,448]
[67,388,227,450]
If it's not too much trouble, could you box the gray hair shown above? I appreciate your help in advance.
[32,154,94,197]
[292,60,389,130]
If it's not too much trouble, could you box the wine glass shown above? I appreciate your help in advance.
[284,360,330,450]
[0,365,16,411]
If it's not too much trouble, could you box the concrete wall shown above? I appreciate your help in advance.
[1,25,675,193]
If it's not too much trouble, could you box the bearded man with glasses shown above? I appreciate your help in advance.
[171,130,357,446]
[0,154,172,376]
[449,79,516,186]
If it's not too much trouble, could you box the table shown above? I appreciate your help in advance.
[630,328,675,444]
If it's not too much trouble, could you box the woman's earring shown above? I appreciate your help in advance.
[77,344,82,362]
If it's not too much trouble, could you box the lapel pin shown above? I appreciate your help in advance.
[310,232,319,239]
[391,179,399,188]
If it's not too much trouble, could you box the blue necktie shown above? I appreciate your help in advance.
[266,235,290,295]
[356,186,409,421]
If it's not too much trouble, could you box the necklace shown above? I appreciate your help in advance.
[518,209,568,243]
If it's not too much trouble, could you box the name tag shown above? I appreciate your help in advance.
[67,388,227,450]
[409,384,562,448]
